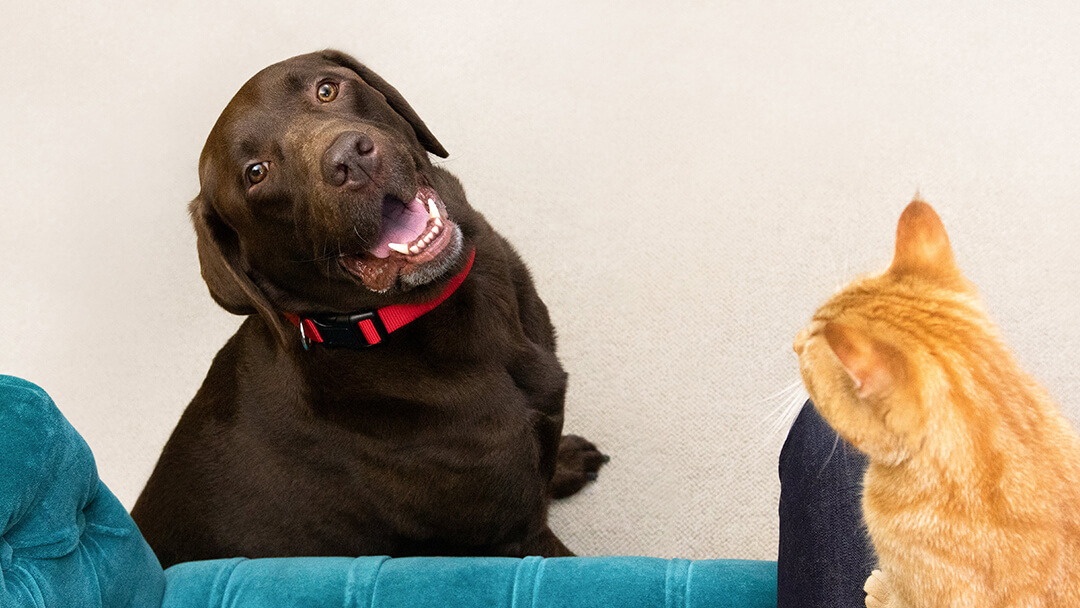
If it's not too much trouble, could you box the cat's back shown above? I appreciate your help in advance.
[864,379,1080,606]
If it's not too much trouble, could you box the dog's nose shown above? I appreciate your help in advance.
[322,132,378,187]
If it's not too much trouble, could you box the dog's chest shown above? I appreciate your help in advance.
[244,361,549,530]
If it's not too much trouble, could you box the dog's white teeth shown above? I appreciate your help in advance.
[431,224,441,235]
[434,217,444,228]
[423,233,434,244]
[409,245,421,254]
[388,243,410,254]
[427,198,439,219]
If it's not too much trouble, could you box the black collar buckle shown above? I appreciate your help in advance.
[305,311,389,349]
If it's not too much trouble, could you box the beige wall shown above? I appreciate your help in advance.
[2,1,1079,561]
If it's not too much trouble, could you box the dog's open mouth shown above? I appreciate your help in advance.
[339,186,461,292]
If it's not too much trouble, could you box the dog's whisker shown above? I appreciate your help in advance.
[289,252,342,264]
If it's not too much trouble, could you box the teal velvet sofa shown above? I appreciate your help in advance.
[0,375,777,607]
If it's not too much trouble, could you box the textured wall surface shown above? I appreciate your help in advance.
[2,1,1078,561]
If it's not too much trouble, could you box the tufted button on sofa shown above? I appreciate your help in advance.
[0,375,776,608]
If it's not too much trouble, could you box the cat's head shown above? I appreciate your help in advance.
[794,199,991,465]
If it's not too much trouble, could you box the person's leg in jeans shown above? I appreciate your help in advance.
[777,400,875,608]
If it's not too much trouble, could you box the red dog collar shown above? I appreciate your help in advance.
[284,248,475,349]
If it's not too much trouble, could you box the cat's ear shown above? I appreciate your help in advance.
[823,322,901,399]
[888,199,958,279]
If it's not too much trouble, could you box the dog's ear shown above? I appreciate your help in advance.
[189,197,293,348]
[321,49,449,159]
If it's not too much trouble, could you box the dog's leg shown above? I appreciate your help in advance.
[527,526,576,557]
[548,434,608,499]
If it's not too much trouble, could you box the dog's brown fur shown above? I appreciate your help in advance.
[131,50,604,568]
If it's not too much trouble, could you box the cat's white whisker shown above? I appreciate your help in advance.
[815,431,841,480]
[759,380,811,443]
[762,380,803,403]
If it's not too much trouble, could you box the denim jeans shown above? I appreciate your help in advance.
[777,400,875,608]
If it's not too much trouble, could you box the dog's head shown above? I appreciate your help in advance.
[191,50,476,345]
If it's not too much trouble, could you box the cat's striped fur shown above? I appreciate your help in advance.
[794,200,1080,607]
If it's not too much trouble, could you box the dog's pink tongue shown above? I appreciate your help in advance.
[367,196,430,258]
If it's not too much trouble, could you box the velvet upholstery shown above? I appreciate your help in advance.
[0,375,166,608]
[0,375,777,607]
[163,555,776,608]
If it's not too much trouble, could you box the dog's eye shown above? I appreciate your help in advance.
[246,162,269,184]
[316,82,339,102]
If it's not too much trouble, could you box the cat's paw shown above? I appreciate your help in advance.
[864,569,896,608]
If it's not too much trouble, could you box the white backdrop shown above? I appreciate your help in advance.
[2,1,1079,561]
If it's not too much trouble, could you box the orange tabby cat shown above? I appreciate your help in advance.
[794,199,1080,607]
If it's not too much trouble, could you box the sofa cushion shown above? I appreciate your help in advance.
[0,375,165,608]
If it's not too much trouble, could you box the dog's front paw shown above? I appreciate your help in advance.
[864,569,903,608]
[548,434,608,499]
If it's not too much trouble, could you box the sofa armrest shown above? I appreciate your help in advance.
[164,555,776,608]
[0,376,166,608]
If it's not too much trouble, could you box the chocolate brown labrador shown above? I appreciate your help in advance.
[130,50,605,568]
